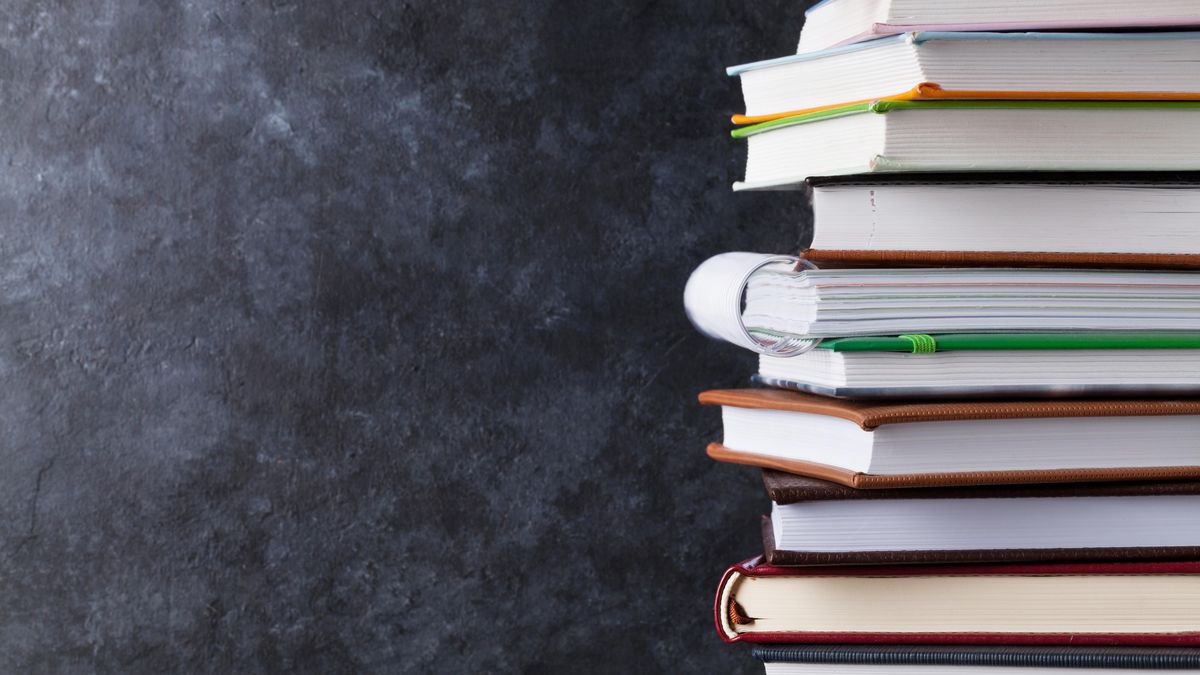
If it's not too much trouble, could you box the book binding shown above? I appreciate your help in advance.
[715,558,1200,645]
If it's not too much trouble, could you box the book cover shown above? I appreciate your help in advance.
[761,472,1200,565]
[751,643,1200,668]
[815,333,1200,353]
[730,31,1200,124]
[702,389,1200,488]
[715,557,1200,645]
[801,249,1200,270]
[731,100,1200,140]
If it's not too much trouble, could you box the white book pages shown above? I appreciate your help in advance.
[810,182,1200,254]
[771,496,1200,552]
[742,267,1200,338]
[797,0,1200,53]
[737,107,1200,190]
[721,405,1200,475]
[738,33,1200,119]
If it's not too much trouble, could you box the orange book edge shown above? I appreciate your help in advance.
[730,83,1200,125]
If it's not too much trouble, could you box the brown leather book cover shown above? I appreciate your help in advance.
[699,389,1200,430]
[700,389,1200,488]
[707,443,1200,488]
[802,248,1200,270]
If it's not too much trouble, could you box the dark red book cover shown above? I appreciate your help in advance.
[714,557,1200,645]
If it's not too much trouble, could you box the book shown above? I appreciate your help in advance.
[755,333,1200,398]
[717,261,1200,340]
[700,388,1200,488]
[731,101,1200,191]
[760,470,1200,565]
[797,0,1200,53]
[730,31,1200,124]
[785,333,1200,351]
[714,557,1200,645]
[752,644,1200,673]
[804,174,1200,269]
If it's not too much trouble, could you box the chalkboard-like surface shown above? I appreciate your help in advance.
[0,2,810,672]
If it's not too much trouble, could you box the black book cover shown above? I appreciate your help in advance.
[752,644,1200,669]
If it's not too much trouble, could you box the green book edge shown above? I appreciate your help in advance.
[731,100,1200,140]
[820,333,1200,353]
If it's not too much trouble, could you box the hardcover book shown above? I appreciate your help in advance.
[690,259,1200,340]
[804,174,1200,269]
[796,0,1200,53]
[731,101,1200,190]
[760,470,1200,565]
[715,558,1200,645]
[730,31,1200,124]
[752,644,1200,673]
[754,333,1200,398]
[701,388,1200,488]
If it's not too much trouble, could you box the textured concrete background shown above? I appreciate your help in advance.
[0,1,813,672]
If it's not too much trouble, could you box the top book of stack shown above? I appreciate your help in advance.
[797,0,1200,53]
[730,31,1200,124]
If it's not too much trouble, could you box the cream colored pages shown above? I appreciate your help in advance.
[734,574,1200,634]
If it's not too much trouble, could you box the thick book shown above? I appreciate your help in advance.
[752,644,1200,673]
[731,100,1200,190]
[691,259,1200,340]
[700,388,1200,488]
[797,0,1200,53]
[755,333,1200,398]
[805,174,1200,269]
[730,31,1200,124]
[714,557,1200,645]
[760,470,1200,565]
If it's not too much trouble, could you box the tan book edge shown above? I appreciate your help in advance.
[706,443,1200,489]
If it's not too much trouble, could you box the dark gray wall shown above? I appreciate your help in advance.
[0,1,813,672]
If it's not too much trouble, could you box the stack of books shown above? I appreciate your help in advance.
[687,1,1200,673]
